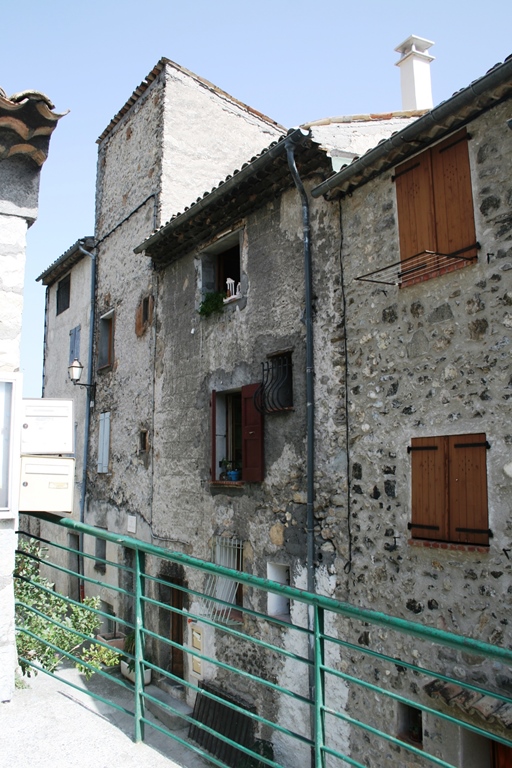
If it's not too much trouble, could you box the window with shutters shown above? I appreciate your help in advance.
[199,230,243,313]
[56,273,71,315]
[395,129,478,286]
[408,433,490,546]
[211,384,264,484]
[69,326,81,365]
[97,411,111,473]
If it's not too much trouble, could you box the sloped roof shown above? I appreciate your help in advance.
[134,129,333,267]
[424,679,512,731]
[0,88,67,166]
[311,54,512,199]
[97,57,284,145]
[37,237,94,286]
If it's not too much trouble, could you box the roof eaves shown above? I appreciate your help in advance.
[36,236,94,285]
[311,55,512,199]
[134,128,308,256]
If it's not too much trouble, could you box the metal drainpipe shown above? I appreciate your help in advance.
[285,136,316,767]
[77,242,96,600]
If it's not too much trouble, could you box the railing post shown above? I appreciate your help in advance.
[134,548,146,743]
[314,605,325,768]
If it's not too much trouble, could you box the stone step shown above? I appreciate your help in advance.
[145,684,192,732]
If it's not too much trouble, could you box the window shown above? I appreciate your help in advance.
[200,231,242,309]
[139,429,149,453]
[397,703,423,747]
[267,563,290,619]
[98,310,114,369]
[94,535,107,574]
[202,536,243,622]
[135,295,154,337]
[97,412,111,473]
[56,274,71,314]
[69,326,81,365]
[211,384,264,483]
[409,433,489,545]
[395,129,478,285]
[254,351,293,413]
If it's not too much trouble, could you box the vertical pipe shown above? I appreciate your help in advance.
[314,605,325,768]
[134,548,146,743]
[285,135,316,768]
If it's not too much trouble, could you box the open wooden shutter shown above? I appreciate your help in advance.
[211,390,217,481]
[410,436,447,541]
[448,434,488,545]
[432,130,477,260]
[395,153,436,261]
[241,384,264,482]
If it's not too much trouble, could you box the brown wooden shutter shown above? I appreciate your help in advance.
[448,433,488,545]
[395,153,436,261]
[135,301,144,336]
[211,390,217,481]
[241,384,264,482]
[410,436,447,541]
[431,130,477,260]
[491,741,512,768]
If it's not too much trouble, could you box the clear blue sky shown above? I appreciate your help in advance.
[2,0,510,396]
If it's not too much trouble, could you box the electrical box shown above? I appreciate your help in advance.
[21,399,74,455]
[19,456,75,513]
[190,624,203,676]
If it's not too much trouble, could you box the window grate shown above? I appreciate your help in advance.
[201,537,242,623]
[254,353,293,414]
[189,682,255,767]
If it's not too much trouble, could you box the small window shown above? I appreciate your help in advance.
[395,129,478,286]
[211,384,264,483]
[98,311,114,369]
[97,412,111,473]
[139,429,149,453]
[202,536,243,622]
[254,351,293,413]
[200,232,243,312]
[135,295,154,337]
[267,563,290,618]
[56,274,71,315]
[397,703,423,747]
[409,433,489,545]
[94,536,107,574]
[69,326,81,365]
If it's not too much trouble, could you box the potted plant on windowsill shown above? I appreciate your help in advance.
[219,458,241,482]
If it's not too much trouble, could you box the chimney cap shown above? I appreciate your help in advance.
[395,34,435,64]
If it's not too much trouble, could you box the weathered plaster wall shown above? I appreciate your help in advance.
[0,215,28,372]
[314,100,512,764]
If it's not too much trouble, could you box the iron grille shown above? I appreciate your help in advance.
[254,353,293,414]
[189,682,255,767]
[201,536,242,623]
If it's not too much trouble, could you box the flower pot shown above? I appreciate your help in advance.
[227,470,241,481]
[120,659,151,685]
[96,632,126,651]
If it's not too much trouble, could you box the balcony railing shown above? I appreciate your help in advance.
[15,514,512,768]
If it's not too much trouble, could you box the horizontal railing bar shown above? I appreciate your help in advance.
[18,657,135,718]
[324,664,512,749]
[25,513,512,666]
[141,594,311,666]
[17,529,134,575]
[322,631,512,706]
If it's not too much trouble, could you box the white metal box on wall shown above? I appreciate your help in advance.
[21,399,74,455]
[19,456,75,513]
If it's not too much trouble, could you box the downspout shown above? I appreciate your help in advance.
[285,135,316,766]
[77,242,96,599]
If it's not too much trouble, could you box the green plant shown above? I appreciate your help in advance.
[14,538,121,679]
[123,629,136,671]
[198,291,225,317]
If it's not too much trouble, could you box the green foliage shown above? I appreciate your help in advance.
[198,291,225,317]
[14,538,121,679]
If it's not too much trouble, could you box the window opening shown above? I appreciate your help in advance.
[139,429,149,453]
[267,563,290,618]
[397,703,423,746]
[211,384,264,483]
[94,534,107,573]
[201,536,243,623]
[199,231,243,312]
[56,274,71,315]
[254,352,293,414]
[98,311,114,369]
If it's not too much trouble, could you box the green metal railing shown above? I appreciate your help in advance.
[15,514,512,768]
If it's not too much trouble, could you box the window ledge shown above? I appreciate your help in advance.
[408,539,489,553]
[223,294,242,305]
[210,481,245,488]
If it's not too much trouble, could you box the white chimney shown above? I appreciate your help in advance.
[395,35,435,111]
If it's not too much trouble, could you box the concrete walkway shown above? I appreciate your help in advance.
[0,666,209,768]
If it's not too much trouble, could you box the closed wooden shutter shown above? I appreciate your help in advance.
[69,325,81,365]
[211,390,217,481]
[241,384,264,482]
[410,436,447,541]
[449,434,488,545]
[432,130,477,260]
[98,411,111,473]
[395,154,436,261]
